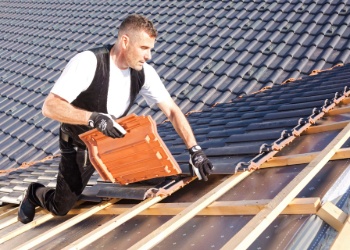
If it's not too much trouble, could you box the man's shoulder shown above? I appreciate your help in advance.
[67,50,97,69]
[73,50,96,59]
[72,50,96,61]
[88,45,112,56]
[143,62,158,75]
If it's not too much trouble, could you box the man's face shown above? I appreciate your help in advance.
[124,30,155,71]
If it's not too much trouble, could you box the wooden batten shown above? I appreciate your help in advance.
[68,197,321,216]
[62,196,164,250]
[220,122,350,250]
[331,215,350,250]
[261,147,350,168]
[0,204,15,213]
[328,106,350,116]
[316,201,347,232]
[14,199,118,250]
[305,120,350,134]
[340,97,350,105]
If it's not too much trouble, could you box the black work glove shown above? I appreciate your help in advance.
[88,112,126,138]
[189,145,213,181]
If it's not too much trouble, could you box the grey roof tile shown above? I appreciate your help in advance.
[0,0,350,174]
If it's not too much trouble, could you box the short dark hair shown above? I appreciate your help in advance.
[119,14,157,38]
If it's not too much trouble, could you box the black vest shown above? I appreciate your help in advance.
[61,45,145,147]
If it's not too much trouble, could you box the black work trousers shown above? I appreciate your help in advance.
[33,130,95,216]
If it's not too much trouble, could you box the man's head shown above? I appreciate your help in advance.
[116,14,157,71]
[119,14,157,39]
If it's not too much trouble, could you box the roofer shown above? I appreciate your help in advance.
[18,14,213,223]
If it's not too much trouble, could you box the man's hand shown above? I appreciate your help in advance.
[189,145,213,181]
[88,112,126,138]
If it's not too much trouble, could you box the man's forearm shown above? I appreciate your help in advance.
[167,109,197,149]
[42,93,92,125]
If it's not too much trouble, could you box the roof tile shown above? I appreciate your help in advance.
[1,0,350,172]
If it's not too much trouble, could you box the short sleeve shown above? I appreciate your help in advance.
[51,51,97,103]
[139,63,171,106]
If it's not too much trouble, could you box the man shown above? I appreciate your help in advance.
[18,14,213,224]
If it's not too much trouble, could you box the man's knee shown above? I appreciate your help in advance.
[51,199,76,216]
[52,208,70,216]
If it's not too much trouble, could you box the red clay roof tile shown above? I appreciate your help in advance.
[79,114,182,185]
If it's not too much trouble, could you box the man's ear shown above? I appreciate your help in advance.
[121,34,129,49]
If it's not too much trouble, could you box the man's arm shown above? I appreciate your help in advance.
[42,93,126,138]
[158,97,213,181]
[157,97,197,149]
[42,93,91,125]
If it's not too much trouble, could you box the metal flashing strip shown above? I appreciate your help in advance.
[322,165,350,205]
[287,164,350,250]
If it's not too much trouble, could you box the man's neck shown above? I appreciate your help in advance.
[110,44,128,70]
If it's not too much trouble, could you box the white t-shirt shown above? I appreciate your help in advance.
[51,51,170,118]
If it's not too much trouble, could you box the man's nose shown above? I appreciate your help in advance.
[145,50,152,61]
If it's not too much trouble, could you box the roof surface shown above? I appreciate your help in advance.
[1,62,350,203]
[1,0,350,169]
[1,0,350,249]
[0,60,350,249]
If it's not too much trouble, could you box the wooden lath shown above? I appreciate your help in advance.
[0,205,18,220]
[305,120,350,134]
[67,197,321,216]
[62,195,165,250]
[0,200,86,245]
[1,128,347,249]
[109,108,349,248]
[0,197,322,248]
[1,211,55,245]
[220,122,350,249]
[13,199,119,250]
[316,201,348,232]
[118,122,350,250]
[331,214,350,249]
[0,206,42,230]
[340,96,350,105]
[0,140,347,248]
[0,204,15,213]
[328,106,350,116]
[261,147,350,168]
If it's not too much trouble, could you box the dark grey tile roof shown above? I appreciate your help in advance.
[1,0,350,171]
[1,62,349,204]
[0,157,102,204]
[162,64,350,174]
